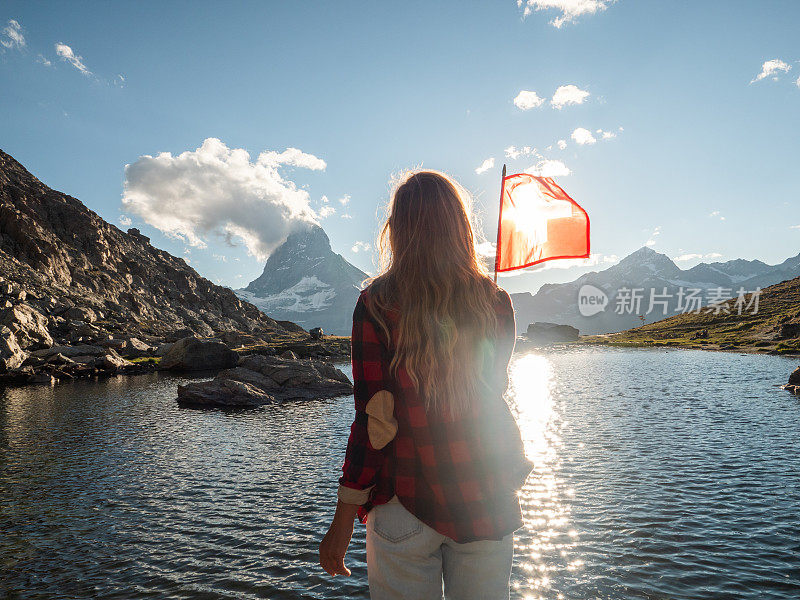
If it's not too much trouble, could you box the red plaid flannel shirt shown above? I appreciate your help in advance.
[338,286,532,543]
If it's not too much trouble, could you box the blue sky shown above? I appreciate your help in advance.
[1,1,798,294]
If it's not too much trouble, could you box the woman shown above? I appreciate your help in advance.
[319,170,532,599]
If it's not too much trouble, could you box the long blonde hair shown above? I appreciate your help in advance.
[365,170,500,416]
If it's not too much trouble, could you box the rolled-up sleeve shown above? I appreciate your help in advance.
[338,291,396,505]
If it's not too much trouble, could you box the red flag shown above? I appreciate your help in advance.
[494,171,590,273]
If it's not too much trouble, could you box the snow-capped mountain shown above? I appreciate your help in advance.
[511,246,800,335]
[236,224,367,335]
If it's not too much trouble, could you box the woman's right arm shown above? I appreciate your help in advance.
[337,291,396,504]
[320,291,396,577]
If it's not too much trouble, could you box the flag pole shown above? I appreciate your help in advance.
[493,164,507,284]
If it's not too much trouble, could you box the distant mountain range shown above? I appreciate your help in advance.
[585,273,800,355]
[236,225,367,335]
[511,246,800,335]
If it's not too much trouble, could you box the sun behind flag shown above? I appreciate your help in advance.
[494,167,590,275]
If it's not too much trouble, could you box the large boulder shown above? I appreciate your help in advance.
[525,322,580,345]
[0,304,53,349]
[159,336,239,371]
[178,378,274,408]
[785,367,800,394]
[177,354,352,408]
[0,326,27,372]
[236,354,351,393]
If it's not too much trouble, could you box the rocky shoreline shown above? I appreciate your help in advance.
[0,280,350,389]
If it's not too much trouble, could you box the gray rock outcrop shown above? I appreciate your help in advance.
[784,366,800,394]
[177,354,352,408]
[0,304,53,349]
[525,322,580,345]
[0,326,27,372]
[159,336,239,371]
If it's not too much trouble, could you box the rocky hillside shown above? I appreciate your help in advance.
[584,274,800,354]
[512,246,800,335]
[237,224,367,335]
[0,148,286,339]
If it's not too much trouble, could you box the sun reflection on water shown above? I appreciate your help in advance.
[506,352,577,598]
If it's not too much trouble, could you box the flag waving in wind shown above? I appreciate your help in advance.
[494,166,590,277]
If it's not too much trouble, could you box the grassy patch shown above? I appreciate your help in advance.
[130,356,160,364]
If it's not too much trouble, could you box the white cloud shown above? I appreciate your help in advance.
[539,252,619,270]
[557,139,567,150]
[36,54,52,67]
[708,210,725,221]
[597,129,616,139]
[351,241,371,253]
[551,84,590,109]
[494,251,618,275]
[796,76,800,88]
[674,252,723,262]
[513,90,545,110]
[525,159,571,177]
[505,145,536,159]
[520,0,612,28]
[645,226,661,247]
[1,19,25,50]
[258,147,326,170]
[119,215,132,227]
[212,254,228,262]
[571,127,596,145]
[475,157,495,174]
[790,225,800,230]
[338,194,350,206]
[318,194,336,218]
[751,58,791,83]
[55,43,92,75]
[341,213,353,220]
[122,138,325,261]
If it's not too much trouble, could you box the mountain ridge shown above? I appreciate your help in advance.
[511,246,800,335]
[584,274,800,355]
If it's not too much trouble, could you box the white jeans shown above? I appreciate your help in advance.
[366,497,513,600]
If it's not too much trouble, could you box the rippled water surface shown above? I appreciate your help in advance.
[2,348,799,599]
